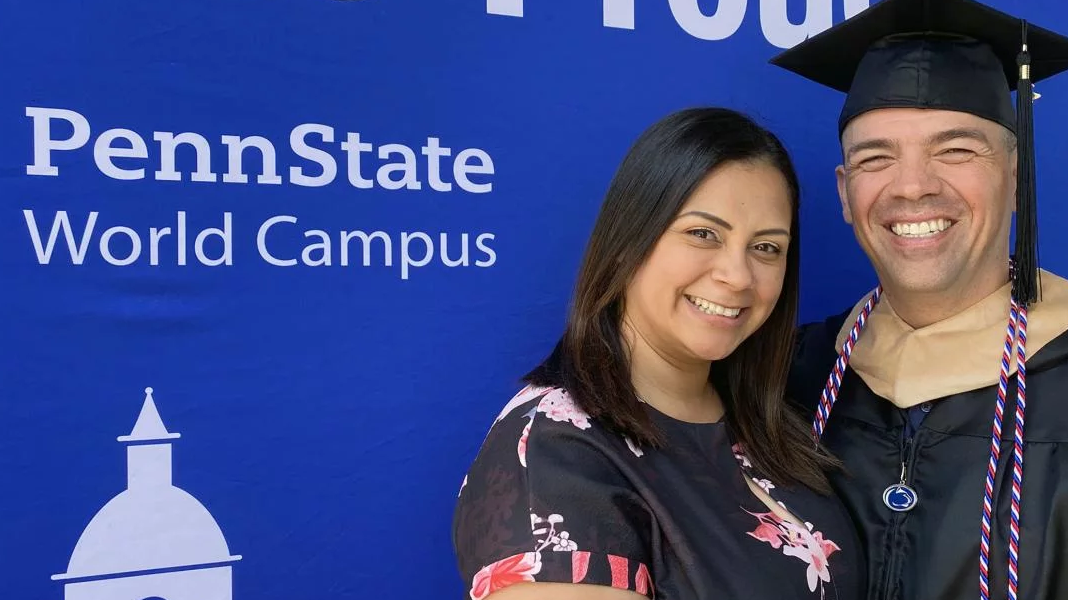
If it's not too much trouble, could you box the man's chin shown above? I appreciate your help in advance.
[876,265,960,298]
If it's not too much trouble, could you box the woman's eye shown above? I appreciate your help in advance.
[689,228,718,241]
[753,242,781,254]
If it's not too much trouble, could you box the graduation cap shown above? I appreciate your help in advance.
[770,0,1068,307]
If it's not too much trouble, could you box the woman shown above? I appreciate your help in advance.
[452,108,863,600]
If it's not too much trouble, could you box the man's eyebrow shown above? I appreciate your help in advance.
[845,138,895,162]
[927,127,992,146]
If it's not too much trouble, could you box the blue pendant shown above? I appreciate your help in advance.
[883,483,918,512]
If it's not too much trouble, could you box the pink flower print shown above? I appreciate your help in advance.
[780,521,841,594]
[536,388,591,430]
[571,551,591,583]
[495,384,545,423]
[745,509,841,596]
[752,477,775,493]
[748,519,786,549]
[517,418,533,467]
[469,552,542,600]
[732,443,752,469]
[635,562,653,596]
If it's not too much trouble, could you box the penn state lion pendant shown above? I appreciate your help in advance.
[883,483,918,512]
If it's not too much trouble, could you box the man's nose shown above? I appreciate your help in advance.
[887,154,942,201]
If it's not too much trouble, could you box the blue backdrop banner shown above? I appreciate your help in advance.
[2,1,1067,599]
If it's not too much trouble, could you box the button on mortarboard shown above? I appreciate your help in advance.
[769,0,1068,308]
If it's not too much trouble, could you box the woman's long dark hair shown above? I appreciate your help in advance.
[524,107,840,494]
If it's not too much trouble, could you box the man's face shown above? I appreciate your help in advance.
[835,108,1017,307]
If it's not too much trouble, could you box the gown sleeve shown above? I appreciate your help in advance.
[452,386,656,600]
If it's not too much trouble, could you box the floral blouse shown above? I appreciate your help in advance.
[452,385,865,600]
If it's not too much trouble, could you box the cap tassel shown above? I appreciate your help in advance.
[1014,20,1040,307]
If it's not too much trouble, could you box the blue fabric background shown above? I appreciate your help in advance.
[2,1,1066,598]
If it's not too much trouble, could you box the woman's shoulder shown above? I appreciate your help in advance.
[472,384,645,474]
[491,383,591,429]
[453,384,657,599]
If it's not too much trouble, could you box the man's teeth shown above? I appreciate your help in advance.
[890,219,952,237]
[687,296,741,318]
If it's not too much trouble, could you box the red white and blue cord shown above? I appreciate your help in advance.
[811,285,882,441]
[811,288,1029,600]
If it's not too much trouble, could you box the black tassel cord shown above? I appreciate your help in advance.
[1014,20,1040,307]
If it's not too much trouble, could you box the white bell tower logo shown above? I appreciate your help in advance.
[52,387,242,600]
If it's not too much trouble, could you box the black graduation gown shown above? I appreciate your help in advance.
[788,308,1068,600]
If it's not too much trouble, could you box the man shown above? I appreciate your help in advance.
[772,0,1068,599]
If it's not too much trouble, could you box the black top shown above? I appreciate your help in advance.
[452,385,865,600]
[788,311,1068,600]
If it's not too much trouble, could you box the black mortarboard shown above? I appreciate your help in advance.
[770,0,1068,307]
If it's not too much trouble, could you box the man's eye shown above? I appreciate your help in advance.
[860,155,891,165]
[940,148,976,161]
[854,155,893,171]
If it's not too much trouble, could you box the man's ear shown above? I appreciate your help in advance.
[835,164,853,224]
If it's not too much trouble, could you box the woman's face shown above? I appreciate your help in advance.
[623,159,793,366]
